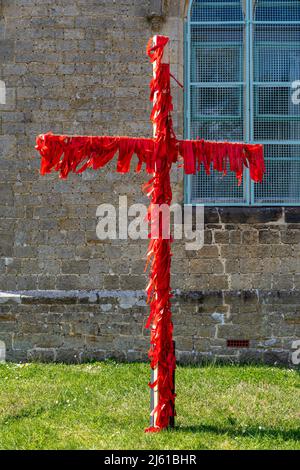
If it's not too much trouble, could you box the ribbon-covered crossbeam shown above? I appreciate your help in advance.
[36,133,265,185]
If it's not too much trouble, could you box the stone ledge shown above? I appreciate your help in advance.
[1,289,300,305]
[0,290,146,305]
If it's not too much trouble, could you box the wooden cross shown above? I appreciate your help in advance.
[35,36,265,432]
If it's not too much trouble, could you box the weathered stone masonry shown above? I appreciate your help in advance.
[0,1,299,365]
[0,284,299,366]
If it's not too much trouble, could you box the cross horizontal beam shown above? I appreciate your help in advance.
[36,133,264,184]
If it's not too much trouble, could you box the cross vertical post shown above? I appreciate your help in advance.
[35,35,265,433]
[150,34,160,430]
[145,35,176,431]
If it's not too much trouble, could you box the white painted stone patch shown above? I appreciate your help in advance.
[0,341,6,363]
[211,313,225,324]
[0,81,6,105]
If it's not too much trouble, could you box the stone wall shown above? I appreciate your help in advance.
[0,0,299,366]
[0,288,298,366]
[0,0,184,293]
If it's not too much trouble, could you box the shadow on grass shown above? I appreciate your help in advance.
[1,404,49,425]
[174,424,300,441]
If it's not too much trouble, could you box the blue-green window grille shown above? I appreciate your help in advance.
[185,0,300,206]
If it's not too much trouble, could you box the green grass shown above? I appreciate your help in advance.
[0,362,299,450]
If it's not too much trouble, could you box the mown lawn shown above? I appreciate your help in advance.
[0,362,299,450]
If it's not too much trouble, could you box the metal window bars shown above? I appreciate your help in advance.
[186,0,300,206]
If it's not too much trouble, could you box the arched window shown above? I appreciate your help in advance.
[186,0,300,205]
